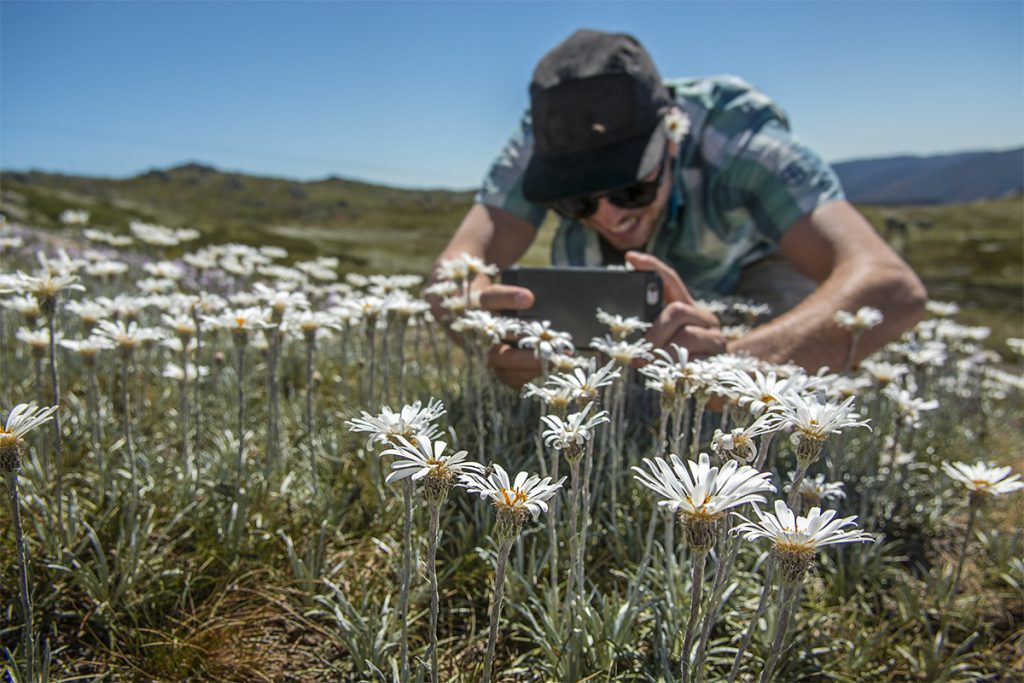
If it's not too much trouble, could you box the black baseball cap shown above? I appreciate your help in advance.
[522,29,673,205]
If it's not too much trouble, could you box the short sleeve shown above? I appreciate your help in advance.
[474,109,550,228]
[714,120,845,244]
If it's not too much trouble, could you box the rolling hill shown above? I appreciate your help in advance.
[831,147,1023,204]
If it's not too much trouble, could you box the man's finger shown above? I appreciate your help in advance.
[488,343,542,371]
[625,251,695,304]
[478,284,535,312]
[645,301,718,348]
[667,325,728,357]
[488,344,542,388]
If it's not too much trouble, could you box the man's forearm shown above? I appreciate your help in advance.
[727,258,927,371]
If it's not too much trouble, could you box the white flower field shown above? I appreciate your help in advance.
[0,218,1022,682]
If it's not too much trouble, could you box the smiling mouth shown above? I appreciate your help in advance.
[607,217,638,236]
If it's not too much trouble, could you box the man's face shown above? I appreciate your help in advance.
[580,146,675,252]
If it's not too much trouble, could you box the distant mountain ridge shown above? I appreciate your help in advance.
[831,148,1023,205]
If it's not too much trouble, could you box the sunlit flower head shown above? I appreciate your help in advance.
[663,107,691,143]
[346,398,446,450]
[1,403,58,472]
[942,461,1023,498]
[540,402,609,457]
[590,335,653,367]
[450,309,515,346]
[777,393,870,465]
[547,360,620,403]
[435,253,499,283]
[720,368,806,416]
[60,336,116,362]
[710,411,782,463]
[786,472,846,508]
[16,326,54,356]
[834,306,883,332]
[460,464,565,539]
[595,307,651,340]
[203,306,273,340]
[634,452,775,552]
[732,500,874,582]
[60,209,89,226]
[517,320,574,360]
[860,360,909,387]
[162,362,210,383]
[143,261,186,281]
[13,270,85,308]
[882,385,939,428]
[94,319,165,354]
[522,383,577,415]
[926,300,960,317]
[4,294,41,322]
[381,434,482,503]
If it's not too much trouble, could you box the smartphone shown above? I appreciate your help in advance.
[500,266,663,346]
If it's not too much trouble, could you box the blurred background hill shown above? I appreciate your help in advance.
[832,147,1023,204]
[1,149,1021,342]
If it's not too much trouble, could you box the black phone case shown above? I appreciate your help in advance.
[501,266,663,346]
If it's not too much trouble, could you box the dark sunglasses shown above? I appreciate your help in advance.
[546,148,669,221]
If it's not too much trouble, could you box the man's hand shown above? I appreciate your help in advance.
[626,251,727,358]
[478,283,543,389]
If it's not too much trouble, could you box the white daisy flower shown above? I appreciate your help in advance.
[380,435,482,504]
[94,320,165,352]
[941,461,1023,497]
[785,473,846,508]
[547,360,620,403]
[540,402,609,454]
[732,500,874,582]
[590,334,653,367]
[460,464,565,521]
[60,336,116,360]
[710,411,783,463]
[517,320,575,360]
[633,452,776,520]
[346,399,447,450]
[925,300,960,317]
[595,307,651,339]
[1,403,58,470]
[834,306,884,332]
[882,385,939,428]
[634,452,775,551]
[777,393,870,464]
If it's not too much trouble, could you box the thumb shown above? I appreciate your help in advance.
[625,251,694,304]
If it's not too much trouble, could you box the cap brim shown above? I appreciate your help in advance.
[522,123,667,205]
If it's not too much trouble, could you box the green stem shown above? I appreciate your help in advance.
[482,537,514,683]
[6,471,36,683]
[728,556,777,683]
[427,500,442,683]
[680,550,707,683]
[758,581,801,683]
[398,479,413,683]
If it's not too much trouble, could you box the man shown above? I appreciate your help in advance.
[435,29,926,388]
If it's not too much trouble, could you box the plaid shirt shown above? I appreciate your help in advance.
[476,75,845,296]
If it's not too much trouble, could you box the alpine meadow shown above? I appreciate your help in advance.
[0,172,1022,682]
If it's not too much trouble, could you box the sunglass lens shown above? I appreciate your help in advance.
[549,196,598,220]
[608,180,659,209]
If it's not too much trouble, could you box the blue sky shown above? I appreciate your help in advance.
[2,1,1022,189]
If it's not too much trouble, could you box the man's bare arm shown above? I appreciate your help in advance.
[728,200,927,370]
[437,203,537,273]
[432,203,545,388]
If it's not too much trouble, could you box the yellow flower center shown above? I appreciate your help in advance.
[500,487,528,508]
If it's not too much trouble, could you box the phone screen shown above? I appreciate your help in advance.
[501,266,663,345]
